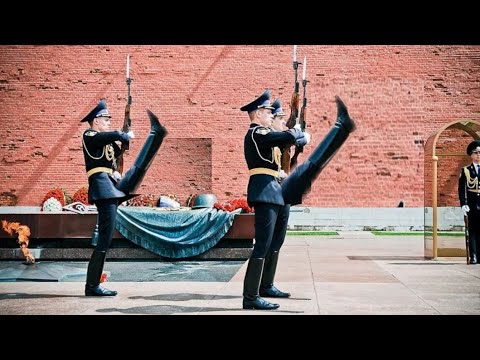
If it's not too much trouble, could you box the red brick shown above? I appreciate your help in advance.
[0,45,479,207]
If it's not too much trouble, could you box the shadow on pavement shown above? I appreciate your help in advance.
[129,293,240,301]
[0,292,83,300]
[96,304,304,315]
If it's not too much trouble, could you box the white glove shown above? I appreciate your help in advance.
[294,123,302,131]
[112,171,122,181]
[127,130,135,139]
[303,132,311,145]
[279,169,287,179]
[462,205,470,217]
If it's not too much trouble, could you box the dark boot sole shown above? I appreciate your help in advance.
[335,96,356,133]
[85,292,118,296]
[242,304,280,310]
[85,285,118,296]
[85,292,117,296]
[259,292,291,298]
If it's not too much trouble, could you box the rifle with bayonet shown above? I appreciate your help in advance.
[281,45,300,174]
[290,55,308,171]
[116,54,132,175]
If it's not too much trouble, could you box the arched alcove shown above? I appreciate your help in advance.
[424,120,480,259]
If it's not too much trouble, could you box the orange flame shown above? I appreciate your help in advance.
[1,220,35,264]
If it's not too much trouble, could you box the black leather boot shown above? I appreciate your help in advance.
[282,96,356,206]
[243,258,279,310]
[116,109,167,195]
[305,96,356,174]
[85,250,117,296]
[260,251,291,298]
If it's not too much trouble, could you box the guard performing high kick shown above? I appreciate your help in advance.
[241,89,356,310]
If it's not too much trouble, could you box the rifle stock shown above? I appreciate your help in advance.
[123,101,132,142]
[290,100,306,170]
[290,77,308,171]
[282,89,300,174]
[281,46,301,174]
[116,85,132,175]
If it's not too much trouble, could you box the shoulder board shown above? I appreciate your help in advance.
[463,166,472,177]
[255,127,271,135]
[84,130,97,137]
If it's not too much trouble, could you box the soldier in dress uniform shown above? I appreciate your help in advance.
[241,90,310,310]
[254,98,309,303]
[241,90,356,310]
[81,99,167,296]
[458,140,480,264]
[270,99,287,131]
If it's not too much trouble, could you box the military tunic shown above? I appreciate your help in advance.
[82,129,130,204]
[458,163,480,261]
[244,123,305,257]
[459,164,480,211]
[244,123,304,206]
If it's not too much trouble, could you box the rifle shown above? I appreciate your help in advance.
[116,54,132,175]
[290,55,308,171]
[281,45,300,174]
[464,215,470,265]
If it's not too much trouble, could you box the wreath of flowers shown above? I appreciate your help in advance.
[42,197,63,212]
[42,187,68,207]
[127,194,158,207]
[72,186,89,205]
[214,198,253,213]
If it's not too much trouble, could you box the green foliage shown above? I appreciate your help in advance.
[287,231,338,236]
[372,231,463,236]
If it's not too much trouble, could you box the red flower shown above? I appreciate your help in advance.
[127,194,158,207]
[72,186,89,205]
[42,187,66,207]
[213,198,252,213]
[100,273,108,283]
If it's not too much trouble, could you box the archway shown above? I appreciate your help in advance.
[424,120,480,259]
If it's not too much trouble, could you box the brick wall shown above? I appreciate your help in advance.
[0,45,479,207]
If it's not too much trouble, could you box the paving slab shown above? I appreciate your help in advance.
[1,233,479,315]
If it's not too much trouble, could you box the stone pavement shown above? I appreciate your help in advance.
[0,232,479,315]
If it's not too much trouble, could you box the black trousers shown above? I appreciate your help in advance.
[467,209,480,258]
[94,198,119,252]
[251,203,290,258]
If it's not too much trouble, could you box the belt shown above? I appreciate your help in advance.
[249,168,279,177]
[467,189,480,193]
[87,167,113,178]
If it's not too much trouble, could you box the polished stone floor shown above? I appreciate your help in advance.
[1,233,479,315]
[0,260,244,282]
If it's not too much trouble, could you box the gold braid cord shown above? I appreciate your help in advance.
[464,167,479,190]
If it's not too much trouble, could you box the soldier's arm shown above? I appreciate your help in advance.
[91,130,130,146]
[112,141,122,157]
[458,168,467,206]
[254,127,303,148]
[295,133,309,147]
